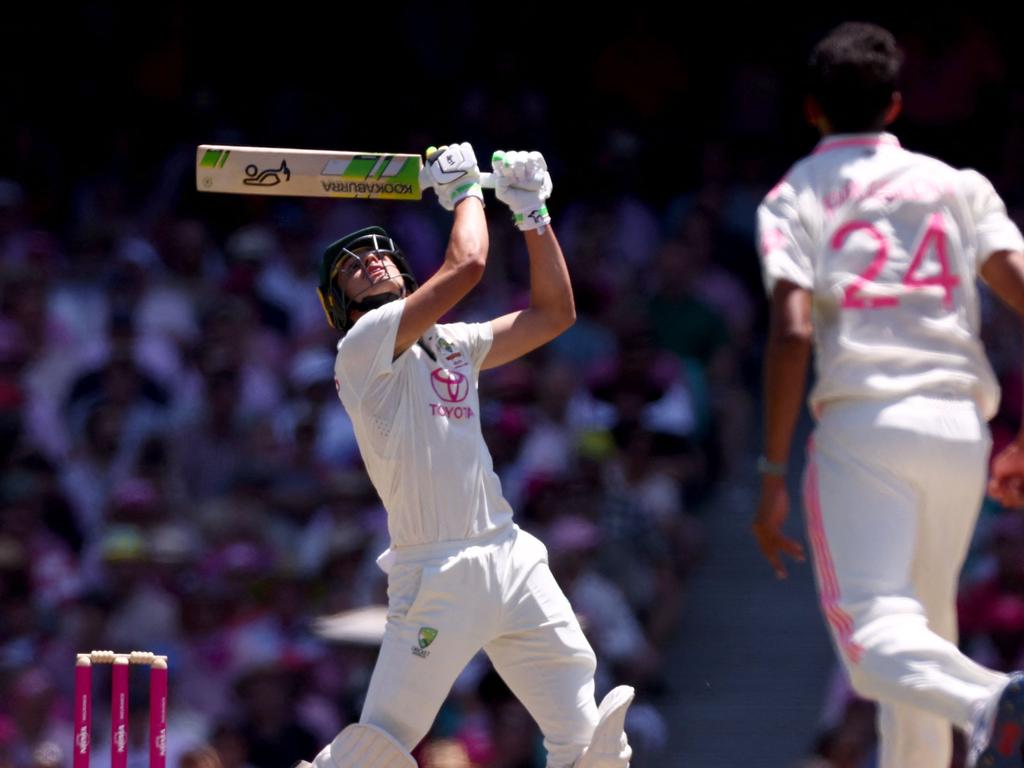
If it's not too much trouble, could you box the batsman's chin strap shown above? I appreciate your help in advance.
[347,291,403,315]
[347,291,436,361]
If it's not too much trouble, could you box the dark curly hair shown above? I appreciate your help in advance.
[807,22,903,133]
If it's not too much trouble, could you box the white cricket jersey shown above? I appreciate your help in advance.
[333,299,513,547]
[757,132,1024,419]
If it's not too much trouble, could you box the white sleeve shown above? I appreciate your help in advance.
[959,169,1024,263]
[334,299,405,398]
[436,321,494,373]
[756,180,816,294]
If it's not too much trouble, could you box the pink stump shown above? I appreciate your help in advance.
[73,656,92,768]
[149,659,168,768]
[111,657,129,768]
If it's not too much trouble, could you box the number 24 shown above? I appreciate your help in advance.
[835,213,959,310]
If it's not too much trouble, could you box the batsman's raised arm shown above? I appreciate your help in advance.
[396,144,489,356]
[316,142,488,360]
[483,150,575,370]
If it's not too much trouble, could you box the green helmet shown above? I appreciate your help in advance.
[316,226,418,333]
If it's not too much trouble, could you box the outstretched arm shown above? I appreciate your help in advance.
[395,143,489,356]
[980,249,1024,507]
[482,151,574,370]
[753,279,811,578]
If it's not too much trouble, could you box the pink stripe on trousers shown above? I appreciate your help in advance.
[805,441,864,664]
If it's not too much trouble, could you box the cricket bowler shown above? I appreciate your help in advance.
[754,22,1024,768]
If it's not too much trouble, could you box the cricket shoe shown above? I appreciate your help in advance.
[969,673,1024,768]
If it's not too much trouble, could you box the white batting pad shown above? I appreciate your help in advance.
[576,685,635,768]
[312,723,416,768]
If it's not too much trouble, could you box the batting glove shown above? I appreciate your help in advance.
[491,150,552,231]
[421,142,484,212]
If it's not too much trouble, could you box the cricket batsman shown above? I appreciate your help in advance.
[295,143,634,768]
[754,22,1024,768]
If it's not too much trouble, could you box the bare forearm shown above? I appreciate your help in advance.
[763,282,814,466]
[446,198,488,271]
[763,335,811,464]
[980,250,1024,439]
[393,198,487,354]
[524,225,574,328]
[981,250,1024,317]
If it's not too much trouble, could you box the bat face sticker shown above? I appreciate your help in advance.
[196,145,494,201]
[243,160,291,186]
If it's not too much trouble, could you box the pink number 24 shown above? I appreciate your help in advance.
[835,213,960,310]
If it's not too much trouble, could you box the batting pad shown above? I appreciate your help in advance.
[576,685,635,768]
[312,723,416,768]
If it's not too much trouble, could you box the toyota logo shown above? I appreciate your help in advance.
[430,368,469,403]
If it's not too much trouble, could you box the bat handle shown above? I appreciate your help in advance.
[419,171,495,190]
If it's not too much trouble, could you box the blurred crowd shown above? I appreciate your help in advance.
[0,153,758,766]
[0,129,757,768]
[2,5,1024,768]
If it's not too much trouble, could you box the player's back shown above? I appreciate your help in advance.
[758,133,1003,418]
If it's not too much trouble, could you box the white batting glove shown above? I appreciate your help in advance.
[491,150,553,231]
[420,143,484,211]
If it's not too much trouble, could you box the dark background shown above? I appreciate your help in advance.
[2,4,1024,767]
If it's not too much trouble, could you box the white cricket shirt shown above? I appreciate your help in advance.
[334,299,513,546]
[757,132,1024,419]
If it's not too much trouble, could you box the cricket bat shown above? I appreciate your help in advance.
[196,145,495,201]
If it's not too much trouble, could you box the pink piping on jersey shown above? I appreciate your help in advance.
[760,226,788,257]
[766,178,788,201]
[813,136,901,155]
[804,440,865,664]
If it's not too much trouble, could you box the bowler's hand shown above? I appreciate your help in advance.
[990,438,1024,508]
[752,476,806,579]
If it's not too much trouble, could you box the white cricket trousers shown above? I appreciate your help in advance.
[360,524,599,767]
[806,394,1009,767]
